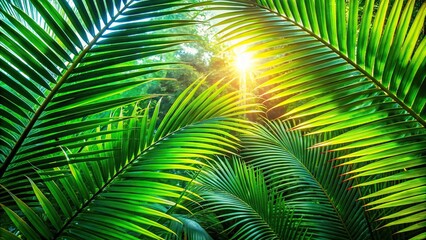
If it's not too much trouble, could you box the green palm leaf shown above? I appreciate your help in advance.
[197,156,305,240]
[242,120,370,239]
[1,80,252,239]
[208,0,425,237]
[0,0,194,200]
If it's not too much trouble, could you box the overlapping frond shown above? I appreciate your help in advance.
[208,0,425,237]
[0,0,195,200]
[242,120,370,239]
[197,156,304,240]
[1,0,425,239]
[1,80,253,239]
[163,214,214,240]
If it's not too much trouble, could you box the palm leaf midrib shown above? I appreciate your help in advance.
[53,149,128,239]
[54,116,218,238]
[259,131,355,240]
[254,3,426,128]
[0,1,134,178]
[204,183,281,239]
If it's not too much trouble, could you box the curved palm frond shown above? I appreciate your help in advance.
[0,0,196,200]
[242,120,372,239]
[209,0,426,237]
[196,156,305,240]
[0,79,253,239]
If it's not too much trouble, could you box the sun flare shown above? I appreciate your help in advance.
[234,47,254,72]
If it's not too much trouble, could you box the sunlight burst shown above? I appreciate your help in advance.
[234,47,253,72]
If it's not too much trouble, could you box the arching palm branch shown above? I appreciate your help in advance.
[0,80,252,239]
[0,0,196,201]
[242,120,373,239]
[209,0,425,238]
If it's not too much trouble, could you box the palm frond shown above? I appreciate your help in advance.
[197,156,305,240]
[242,120,371,239]
[209,0,426,237]
[1,79,253,239]
[0,0,195,200]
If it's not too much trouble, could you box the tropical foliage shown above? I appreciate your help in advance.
[206,0,425,238]
[241,120,369,239]
[196,156,305,240]
[0,0,425,239]
[0,0,195,200]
